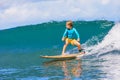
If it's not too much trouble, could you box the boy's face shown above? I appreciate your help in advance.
[66,24,72,29]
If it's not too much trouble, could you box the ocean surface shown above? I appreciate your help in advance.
[0,20,120,80]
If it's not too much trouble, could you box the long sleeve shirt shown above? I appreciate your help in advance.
[62,28,80,39]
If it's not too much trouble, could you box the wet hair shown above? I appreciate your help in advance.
[66,20,73,27]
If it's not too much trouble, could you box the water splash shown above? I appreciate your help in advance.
[84,23,120,55]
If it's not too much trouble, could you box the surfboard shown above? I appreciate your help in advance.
[40,52,84,60]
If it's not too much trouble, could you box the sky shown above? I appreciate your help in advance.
[0,0,120,30]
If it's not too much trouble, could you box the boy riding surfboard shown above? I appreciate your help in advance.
[62,20,85,55]
[40,20,85,59]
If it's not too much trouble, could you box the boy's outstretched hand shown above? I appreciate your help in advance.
[62,37,65,41]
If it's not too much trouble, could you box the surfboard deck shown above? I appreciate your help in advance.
[40,52,84,59]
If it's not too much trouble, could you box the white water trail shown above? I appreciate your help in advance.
[83,23,120,80]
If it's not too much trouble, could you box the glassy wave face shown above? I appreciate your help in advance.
[1,20,120,80]
[0,20,114,53]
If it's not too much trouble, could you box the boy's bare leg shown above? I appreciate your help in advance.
[62,43,68,55]
[74,41,81,50]
[74,40,85,54]
[62,40,69,55]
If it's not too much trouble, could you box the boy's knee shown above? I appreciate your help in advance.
[77,43,81,47]
[64,43,69,46]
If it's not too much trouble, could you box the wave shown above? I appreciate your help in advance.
[84,23,120,56]
[0,20,114,53]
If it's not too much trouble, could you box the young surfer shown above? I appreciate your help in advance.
[62,20,84,55]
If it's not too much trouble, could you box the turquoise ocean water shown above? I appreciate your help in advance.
[0,20,120,80]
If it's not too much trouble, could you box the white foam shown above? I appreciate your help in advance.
[83,23,120,80]
[84,23,120,55]
[99,54,120,80]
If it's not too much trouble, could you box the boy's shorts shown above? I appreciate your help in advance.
[66,38,77,45]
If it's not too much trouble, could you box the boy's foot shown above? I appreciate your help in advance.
[79,49,85,54]
[62,53,67,56]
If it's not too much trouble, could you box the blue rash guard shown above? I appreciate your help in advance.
[62,28,80,39]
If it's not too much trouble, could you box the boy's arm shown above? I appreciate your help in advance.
[62,29,68,41]
[74,28,80,41]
